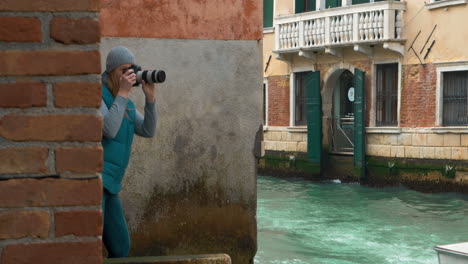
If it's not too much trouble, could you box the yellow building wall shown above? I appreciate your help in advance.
[263,32,290,77]
[275,0,294,16]
[404,0,468,64]
[263,0,468,74]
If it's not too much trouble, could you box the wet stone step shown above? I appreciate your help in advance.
[103,254,231,264]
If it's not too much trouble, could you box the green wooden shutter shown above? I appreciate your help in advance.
[325,0,341,8]
[306,71,322,166]
[354,68,366,178]
[352,0,370,4]
[307,0,316,11]
[296,0,305,13]
[263,0,274,28]
[296,0,316,13]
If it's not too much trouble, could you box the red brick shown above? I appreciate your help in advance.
[56,147,103,173]
[50,17,100,44]
[0,0,99,11]
[400,64,436,127]
[1,241,102,264]
[268,76,290,126]
[0,114,102,142]
[0,82,46,108]
[0,147,48,174]
[0,51,101,76]
[0,17,41,42]
[54,82,101,107]
[0,211,49,239]
[0,178,102,208]
[55,211,102,237]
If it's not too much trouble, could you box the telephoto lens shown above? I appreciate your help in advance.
[136,70,166,84]
[123,64,166,86]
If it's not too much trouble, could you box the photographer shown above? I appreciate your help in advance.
[100,46,157,258]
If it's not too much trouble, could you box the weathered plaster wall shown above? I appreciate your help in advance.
[100,1,262,262]
[100,37,262,263]
[100,0,262,40]
[403,0,468,65]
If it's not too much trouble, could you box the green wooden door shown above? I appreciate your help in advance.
[306,71,322,168]
[295,0,316,13]
[354,68,366,178]
[263,0,274,28]
[325,0,341,8]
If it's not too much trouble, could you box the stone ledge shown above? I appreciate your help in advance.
[103,254,231,264]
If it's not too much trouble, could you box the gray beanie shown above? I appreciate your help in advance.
[105,46,135,73]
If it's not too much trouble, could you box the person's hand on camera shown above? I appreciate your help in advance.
[117,69,136,98]
[142,80,156,103]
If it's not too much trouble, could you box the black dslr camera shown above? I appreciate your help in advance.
[122,64,166,86]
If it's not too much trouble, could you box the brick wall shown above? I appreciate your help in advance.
[0,1,103,264]
[400,63,437,127]
[268,75,290,126]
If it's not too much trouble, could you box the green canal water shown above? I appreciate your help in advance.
[255,176,468,264]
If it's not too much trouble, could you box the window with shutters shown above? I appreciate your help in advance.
[263,0,274,28]
[295,0,316,13]
[294,72,309,126]
[376,63,398,126]
[442,71,468,126]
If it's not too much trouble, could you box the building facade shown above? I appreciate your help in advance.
[261,0,468,191]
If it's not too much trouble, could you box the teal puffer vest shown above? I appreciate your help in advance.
[101,85,135,194]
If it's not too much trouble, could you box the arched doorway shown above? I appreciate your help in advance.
[330,70,355,154]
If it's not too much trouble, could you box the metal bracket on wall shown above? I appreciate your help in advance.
[424,40,436,60]
[264,55,272,73]
[407,30,424,65]
[420,24,437,54]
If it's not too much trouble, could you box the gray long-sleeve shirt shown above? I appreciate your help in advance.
[100,96,157,139]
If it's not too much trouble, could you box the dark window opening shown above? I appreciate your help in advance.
[443,71,468,126]
[295,0,316,13]
[295,72,310,126]
[376,63,398,127]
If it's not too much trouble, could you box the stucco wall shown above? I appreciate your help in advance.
[100,0,262,40]
[100,38,262,263]
[403,0,468,64]
[100,0,262,263]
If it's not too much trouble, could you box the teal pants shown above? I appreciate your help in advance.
[102,189,130,258]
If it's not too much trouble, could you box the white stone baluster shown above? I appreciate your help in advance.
[304,21,309,46]
[311,20,315,45]
[348,14,353,42]
[294,22,299,47]
[279,25,284,49]
[365,12,370,40]
[330,17,335,43]
[320,18,325,44]
[369,12,375,40]
[359,13,364,40]
[339,16,344,43]
[396,11,403,39]
[378,11,383,39]
[342,15,348,42]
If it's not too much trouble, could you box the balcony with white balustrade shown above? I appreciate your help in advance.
[273,1,406,61]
